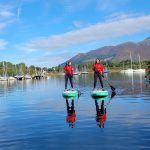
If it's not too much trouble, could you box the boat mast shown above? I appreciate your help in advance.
[2,62,5,76]
[130,52,133,69]
[138,54,141,69]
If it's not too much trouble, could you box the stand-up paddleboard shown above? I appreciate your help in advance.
[91,89,108,98]
[63,90,78,97]
[144,78,150,83]
[93,96,108,101]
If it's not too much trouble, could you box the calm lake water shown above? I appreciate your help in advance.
[0,73,150,150]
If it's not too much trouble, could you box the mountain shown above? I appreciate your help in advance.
[61,37,150,65]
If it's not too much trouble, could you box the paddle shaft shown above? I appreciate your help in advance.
[100,73,116,91]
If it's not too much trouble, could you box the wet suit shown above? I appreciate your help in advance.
[92,63,104,88]
[64,65,74,89]
[95,100,106,128]
[66,99,76,128]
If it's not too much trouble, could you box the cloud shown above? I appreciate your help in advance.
[105,12,142,22]
[72,21,84,28]
[0,10,14,17]
[24,52,76,67]
[0,22,7,30]
[0,39,8,49]
[97,0,128,11]
[17,14,150,52]
[0,4,16,31]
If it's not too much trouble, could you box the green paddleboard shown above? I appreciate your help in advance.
[62,90,78,97]
[144,78,150,83]
[91,90,108,98]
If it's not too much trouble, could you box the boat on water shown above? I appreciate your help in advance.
[0,76,8,81]
[121,52,134,74]
[15,75,24,80]
[104,70,110,74]
[8,77,16,81]
[0,62,8,81]
[80,71,88,74]
[24,75,32,79]
[121,69,134,73]
[73,72,80,75]
[133,54,145,73]
[133,69,145,73]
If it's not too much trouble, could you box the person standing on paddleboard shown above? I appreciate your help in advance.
[146,66,150,81]
[64,61,74,90]
[92,58,104,90]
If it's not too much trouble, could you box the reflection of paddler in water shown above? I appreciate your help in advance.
[94,91,116,128]
[66,98,76,128]
[95,100,106,128]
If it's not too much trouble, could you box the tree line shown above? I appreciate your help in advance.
[0,62,48,76]
[0,60,150,75]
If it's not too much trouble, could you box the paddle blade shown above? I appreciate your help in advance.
[110,85,116,91]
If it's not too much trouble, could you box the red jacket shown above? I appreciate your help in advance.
[64,66,74,74]
[93,63,104,73]
[148,67,150,72]
[66,113,76,123]
[96,113,106,123]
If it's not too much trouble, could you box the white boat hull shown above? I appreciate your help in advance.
[0,77,8,81]
[120,69,134,73]
[133,69,145,73]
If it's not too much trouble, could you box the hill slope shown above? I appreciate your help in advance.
[61,37,150,65]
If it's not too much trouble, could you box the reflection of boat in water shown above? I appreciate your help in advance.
[65,98,76,128]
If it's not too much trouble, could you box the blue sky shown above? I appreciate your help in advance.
[0,0,150,67]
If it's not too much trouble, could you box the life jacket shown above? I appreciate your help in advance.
[64,65,74,75]
[66,112,76,123]
[96,113,106,123]
[93,63,104,73]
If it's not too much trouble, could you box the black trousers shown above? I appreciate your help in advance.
[95,100,106,115]
[65,74,73,89]
[66,99,75,114]
[94,71,104,88]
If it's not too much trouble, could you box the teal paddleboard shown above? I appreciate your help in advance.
[91,90,108,98]
[62,90,78,97]
[144,78,150,83]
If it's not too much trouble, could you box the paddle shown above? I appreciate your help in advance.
[101,74,116,91]
[72,75,83,96]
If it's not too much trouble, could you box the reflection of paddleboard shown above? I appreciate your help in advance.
[62,90,78,97]
[91,90,108,98]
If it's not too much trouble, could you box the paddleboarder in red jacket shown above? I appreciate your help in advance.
[95,100,106,128]
[92,59,105,90]
[64,61,74,90]
[145,66,150,81]
[66,98,76,128]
